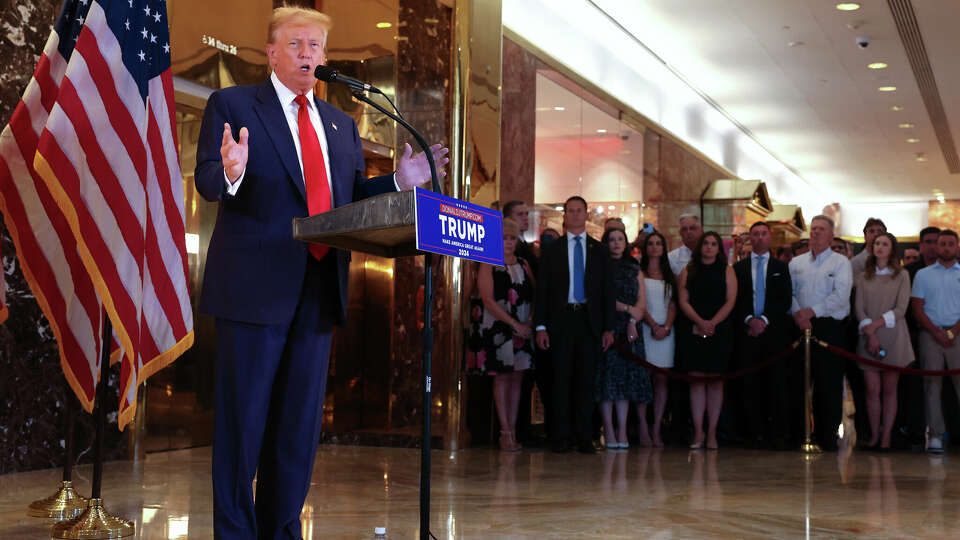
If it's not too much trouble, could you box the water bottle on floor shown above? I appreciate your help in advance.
[373,526,387,539]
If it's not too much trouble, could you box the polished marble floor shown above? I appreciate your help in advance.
[2,442,960,539]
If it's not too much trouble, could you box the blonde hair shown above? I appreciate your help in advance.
[267,6,332,45]
[503,218,520,238]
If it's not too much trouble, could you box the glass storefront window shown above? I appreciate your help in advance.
[533,71,645,243]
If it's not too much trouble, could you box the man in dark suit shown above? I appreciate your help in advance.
[195,7,447,539]
[534,196,615,454]
[733,221,794,449]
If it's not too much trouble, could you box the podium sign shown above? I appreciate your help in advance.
[414,187,504,265]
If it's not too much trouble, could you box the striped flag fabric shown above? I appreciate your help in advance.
[0,0,194,429]
[0,0,107,414]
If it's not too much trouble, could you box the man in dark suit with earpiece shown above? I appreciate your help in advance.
[733,221,794,449]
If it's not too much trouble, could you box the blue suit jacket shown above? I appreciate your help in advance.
[195,80,396,325]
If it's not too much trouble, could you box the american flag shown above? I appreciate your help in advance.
[0,0,193,428]
[0,241,7,324]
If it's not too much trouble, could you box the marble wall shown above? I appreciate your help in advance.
[643,130,729,250]
[1,0,127,474]
[500,37,537,208]
[929,200,960,231]
[391,0,453,432]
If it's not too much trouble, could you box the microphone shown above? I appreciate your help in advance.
[314,65,381,94]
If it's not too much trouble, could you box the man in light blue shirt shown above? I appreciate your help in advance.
[789,214,853,451]
[911,229,960,453]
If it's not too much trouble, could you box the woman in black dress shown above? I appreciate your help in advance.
[677,231,737,450]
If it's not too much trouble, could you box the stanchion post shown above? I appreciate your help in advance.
[51,317,134,539]
[801,329,822,454]
[27,384,88,520]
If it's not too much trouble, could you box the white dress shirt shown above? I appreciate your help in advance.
[857,267,896,331]
[789,248,853,320]
[224,73,400,195]
[745,251,770,324]
[566,231,588,303]
[668,245,692,276]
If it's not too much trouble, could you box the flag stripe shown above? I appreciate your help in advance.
[8,111,102,334]
[75,29,149,184]
[35,132,139,362]
[0,157,97,407]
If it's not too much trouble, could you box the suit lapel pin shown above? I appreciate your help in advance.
[331,121,338,131]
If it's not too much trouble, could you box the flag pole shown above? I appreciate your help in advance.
[26,382,88,520]
[51,316,134,539]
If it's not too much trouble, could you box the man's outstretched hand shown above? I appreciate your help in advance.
[395,143,450,190]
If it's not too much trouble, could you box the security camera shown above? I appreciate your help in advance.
[856,36,870,49]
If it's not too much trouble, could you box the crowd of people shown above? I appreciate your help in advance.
[466,196,960,456]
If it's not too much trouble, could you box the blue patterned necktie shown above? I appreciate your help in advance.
[573,236,586,303]
[754,255,765,318]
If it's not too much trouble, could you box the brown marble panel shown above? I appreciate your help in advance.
[643,131,728,250]
[392,0,452,435]
[929,200,960,230]
[0,0,127,473]
[500,37,536,207]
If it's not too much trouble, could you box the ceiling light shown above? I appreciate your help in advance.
[608,205,615,210]
[597,206,604,213]
[554,206,563,211]
[890,105,904,111]
[641,203,646,208]
[835,3,861,11]
[787,41,804,47]
[596,129,608,134]
[898,123,915,129]
[867,62,888,69]
[915,153,928,162]
[878,86,897,92]
[937,195,946,203]
[376,22,393,28]
[553,106,565,111]
[631,203,639,208]
[906,138,920,143]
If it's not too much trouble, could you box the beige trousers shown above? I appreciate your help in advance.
[919,331,960,438]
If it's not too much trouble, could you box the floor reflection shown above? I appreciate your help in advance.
[2,445,960,538]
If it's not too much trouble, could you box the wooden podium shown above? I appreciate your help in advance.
[292,190,419,258]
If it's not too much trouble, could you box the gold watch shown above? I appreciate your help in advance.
[948,329,956,341]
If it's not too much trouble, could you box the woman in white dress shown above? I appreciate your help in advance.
[639,231,677,448]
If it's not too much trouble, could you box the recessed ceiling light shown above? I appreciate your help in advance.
[890,105,904,111]
[836,3,861,11]
[553,106,565,111]
[376,22,393,28]
[787,41,805,47]
[906,138,920,143]
[878,86,897,92]
[596,129,608,134]
[867,62,888,69]
[898,123,915,129]
[915,153,928,162]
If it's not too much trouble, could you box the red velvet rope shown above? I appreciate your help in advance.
[616,339,801,383]
[816,340,960,376]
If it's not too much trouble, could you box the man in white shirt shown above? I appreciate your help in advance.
[668,213,702,275]
[789,214,853,451]
[911,229,960,453]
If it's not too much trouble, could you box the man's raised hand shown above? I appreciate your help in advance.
[221,123,249,183]
[395,143,450,190]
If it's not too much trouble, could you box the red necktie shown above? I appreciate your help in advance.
[294,95,332,260]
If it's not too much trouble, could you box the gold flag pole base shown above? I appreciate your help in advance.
[26,481,88,521]
[50,498,134,539]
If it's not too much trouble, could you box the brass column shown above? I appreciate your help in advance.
[445,0,502,449]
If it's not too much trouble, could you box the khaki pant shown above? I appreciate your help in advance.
[919,331,960,438]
